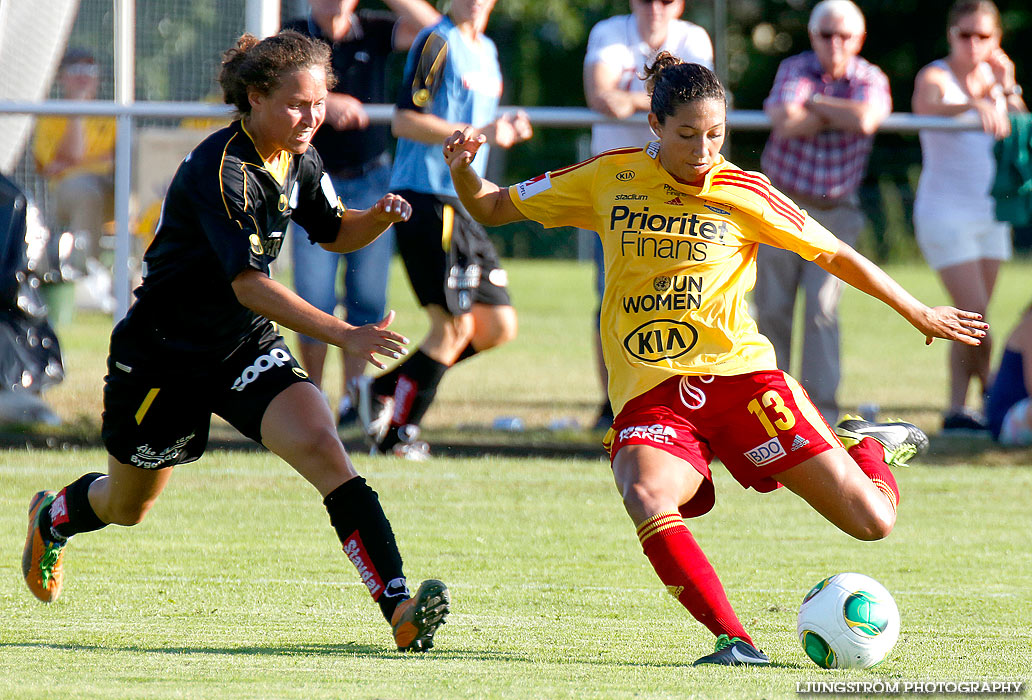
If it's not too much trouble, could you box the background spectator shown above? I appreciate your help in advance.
[755,0,891,424]
[32,48,116,312]
[582,0,713,431]
[985,300,1032,445]
[284,0,440,429]
[363,0,531,459]
[912,0,1027,434]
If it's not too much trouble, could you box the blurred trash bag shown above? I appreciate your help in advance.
[0,173,65,426]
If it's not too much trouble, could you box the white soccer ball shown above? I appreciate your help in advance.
[797,572,901,669]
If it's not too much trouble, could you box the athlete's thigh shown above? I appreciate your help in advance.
[261,381,356,496]
[608,378,717,519]
[469,302,517,348]
[212,333,314,445]
[703,371,838,491]
[775,447,893,539]
[611,444,706,525]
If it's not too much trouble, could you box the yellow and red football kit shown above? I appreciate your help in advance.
[510,145,845,507]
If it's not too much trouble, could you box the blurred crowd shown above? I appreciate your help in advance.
[10,0,1031,447]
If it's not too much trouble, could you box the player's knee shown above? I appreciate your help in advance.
[296,424,346,464]
[476,308,518,350]
[852,507,895,541]
[621,479,667,517]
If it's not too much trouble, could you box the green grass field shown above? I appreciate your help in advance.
[2,258,1032,698]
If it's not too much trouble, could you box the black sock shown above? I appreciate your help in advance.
[380,350,449,451]
[372,365,402,398]
[324,476,409,623]
[41,472,107,541]
[454,342,479,364]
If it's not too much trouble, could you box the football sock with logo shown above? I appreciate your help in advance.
[323,476,409,622]
[637,512,753,645]
[847,437,900,512]
[380,349,449,451]
[39,472,107,542]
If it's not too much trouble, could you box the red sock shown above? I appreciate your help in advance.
[848,437,900,512]
[637,512,752,644]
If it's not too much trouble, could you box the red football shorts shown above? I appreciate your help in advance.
[605,371,841,517]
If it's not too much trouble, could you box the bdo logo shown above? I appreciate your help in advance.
[623,319,698,361]
[744,437,785,466]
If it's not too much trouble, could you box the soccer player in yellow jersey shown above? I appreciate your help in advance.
[444,55,988,665]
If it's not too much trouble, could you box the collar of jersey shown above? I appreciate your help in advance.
[238,120,292,184]
[647,145,727,197]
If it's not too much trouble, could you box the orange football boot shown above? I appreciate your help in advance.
[391,579,450,651]
[22,491,66,602]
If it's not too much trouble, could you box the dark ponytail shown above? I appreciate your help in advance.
[644,52,726,124]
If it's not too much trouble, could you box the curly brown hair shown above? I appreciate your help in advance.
[218,30,335,115]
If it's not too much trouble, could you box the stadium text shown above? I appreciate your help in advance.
[796,680,1025,695]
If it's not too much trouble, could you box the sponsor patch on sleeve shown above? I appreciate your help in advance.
[320,172,338,208]
[516,172,552,200]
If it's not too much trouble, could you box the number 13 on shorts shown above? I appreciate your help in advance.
[747,390,797,437]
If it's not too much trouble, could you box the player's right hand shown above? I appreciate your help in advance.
[341,310,410,370]
[443,127,486,171]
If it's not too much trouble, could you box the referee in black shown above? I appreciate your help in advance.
[22,30,449,652]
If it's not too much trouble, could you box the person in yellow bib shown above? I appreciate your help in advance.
[33,49,116,262]
[444,54,988,666]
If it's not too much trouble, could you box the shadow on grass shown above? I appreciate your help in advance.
[0,640,811,670]
[0,640,530,662]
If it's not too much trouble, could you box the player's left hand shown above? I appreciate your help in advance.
[918,306,989,346]
[340,310,410,370]
[370,193,412,223]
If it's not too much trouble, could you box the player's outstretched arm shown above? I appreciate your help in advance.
[814,241,989,346]
[231,269,408,369]
[443,127,526,227]
[321,193,412,254]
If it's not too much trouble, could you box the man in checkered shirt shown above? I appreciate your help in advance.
[754,0,891,423]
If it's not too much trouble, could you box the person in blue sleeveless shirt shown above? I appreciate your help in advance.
[283,0,440,431]
[985,301,1032,445]
[360,0,533,459]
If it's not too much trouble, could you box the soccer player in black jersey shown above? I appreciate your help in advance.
[22,30,449,652]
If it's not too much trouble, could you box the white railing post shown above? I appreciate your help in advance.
[112,0,135,320]
[246,0,280,38]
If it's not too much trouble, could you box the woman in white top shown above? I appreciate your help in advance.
[912,0,1026,433]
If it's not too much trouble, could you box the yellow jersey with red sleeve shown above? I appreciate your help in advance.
[508,143,840,417]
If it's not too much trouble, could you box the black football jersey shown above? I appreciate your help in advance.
[112,120,344,373]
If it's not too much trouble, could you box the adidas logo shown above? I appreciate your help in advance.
[790,434,810,451]
[665,196,683,206]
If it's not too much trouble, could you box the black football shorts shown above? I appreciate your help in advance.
[102,333,313,469]
[393,189,511,316]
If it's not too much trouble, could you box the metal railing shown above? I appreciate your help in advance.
[0,98,984,318]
